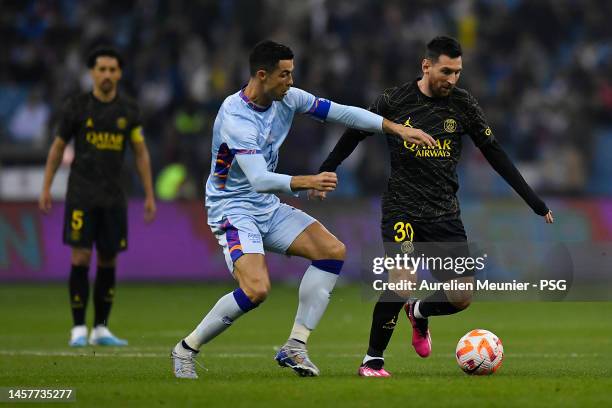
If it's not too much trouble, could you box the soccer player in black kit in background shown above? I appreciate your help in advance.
[39,48,156,347]
[312,36,554,377]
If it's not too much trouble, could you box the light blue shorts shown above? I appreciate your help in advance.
[209,203,316,273]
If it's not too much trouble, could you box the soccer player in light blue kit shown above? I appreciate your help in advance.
[171,40,435,378]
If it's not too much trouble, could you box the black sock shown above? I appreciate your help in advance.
[69,265,89,326]
[93,266,116,326]
[417,289,463,317]
[366,290,406,358]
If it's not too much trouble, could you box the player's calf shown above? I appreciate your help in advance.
[415,276,474,317]
[445,278,473,311]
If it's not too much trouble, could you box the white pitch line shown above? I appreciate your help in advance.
[0,350,163,358]
[0,350,266,358]
[0,350,603,359]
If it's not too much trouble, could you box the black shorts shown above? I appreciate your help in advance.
[63,204,128,255]
[381,217,473,280]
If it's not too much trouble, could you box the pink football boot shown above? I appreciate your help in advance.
[358,365,391,377]
[405,301,432,358]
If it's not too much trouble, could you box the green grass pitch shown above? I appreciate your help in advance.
[1,283,610,407]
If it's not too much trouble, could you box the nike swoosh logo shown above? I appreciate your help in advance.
[466,359,485,374]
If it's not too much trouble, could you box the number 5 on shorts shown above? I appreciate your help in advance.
[71,210,84,231]
[393,221,414,242]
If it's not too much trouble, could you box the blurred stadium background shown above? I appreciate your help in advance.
[1,0,612,281]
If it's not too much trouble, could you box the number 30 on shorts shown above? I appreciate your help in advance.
[71,210,84,231]
[393,221,414,242]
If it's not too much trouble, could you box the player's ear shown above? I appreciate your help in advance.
[421,59,431,75]
[255,69,268,82]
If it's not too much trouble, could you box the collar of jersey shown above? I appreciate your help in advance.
[239,87,271,112]
[90,91,119,104]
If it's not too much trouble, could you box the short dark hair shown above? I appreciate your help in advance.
[249,40,294,76]
[87,47,124,69]
[426,36,462,62]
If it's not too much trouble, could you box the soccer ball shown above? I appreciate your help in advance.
[455,329,504,375]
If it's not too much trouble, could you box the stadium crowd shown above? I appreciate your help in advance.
[1,0,611,198]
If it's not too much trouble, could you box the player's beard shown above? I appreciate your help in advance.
[274,87,289,101]
[100,79,115,94]
[433,82,453,98]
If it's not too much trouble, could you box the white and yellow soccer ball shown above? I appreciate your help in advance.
[455,329,504,375]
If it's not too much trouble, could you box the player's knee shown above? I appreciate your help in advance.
[71,249,92,266]
[247,285,270,304]
[242,278,270,304]
[97,253,117,268]
[323,239,346,260]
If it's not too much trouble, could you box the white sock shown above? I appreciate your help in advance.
[181,289,256,352]
[413,300,424,319]
[292,262,340,342]
[363,354,384,364]
[289,322,311,344]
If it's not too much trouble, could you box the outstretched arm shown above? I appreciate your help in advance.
[309,89,433,200]
[479,140,553,222]
[466,92,553,223]
[296,88,434,147]
[324,102,435,146]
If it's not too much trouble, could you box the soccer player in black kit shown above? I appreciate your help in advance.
[313,37,554,377]
[39,48,156,347]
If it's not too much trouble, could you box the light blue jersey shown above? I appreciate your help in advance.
[205,87,328,222]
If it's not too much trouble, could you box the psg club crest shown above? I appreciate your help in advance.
[444,118,457,133]
[117,117,128,130]
[401,240,414,254]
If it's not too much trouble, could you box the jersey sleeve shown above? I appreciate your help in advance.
[465,94,495,147]
[479,140,549,216]
[288,87,318,114]
[235,154,293,193]
[130,104,145,144]
[288,87,333,122]
[56,97,78,143]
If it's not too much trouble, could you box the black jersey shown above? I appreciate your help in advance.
[376,80,493,222]
[320,79,548,223]
[57,92,143,207]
